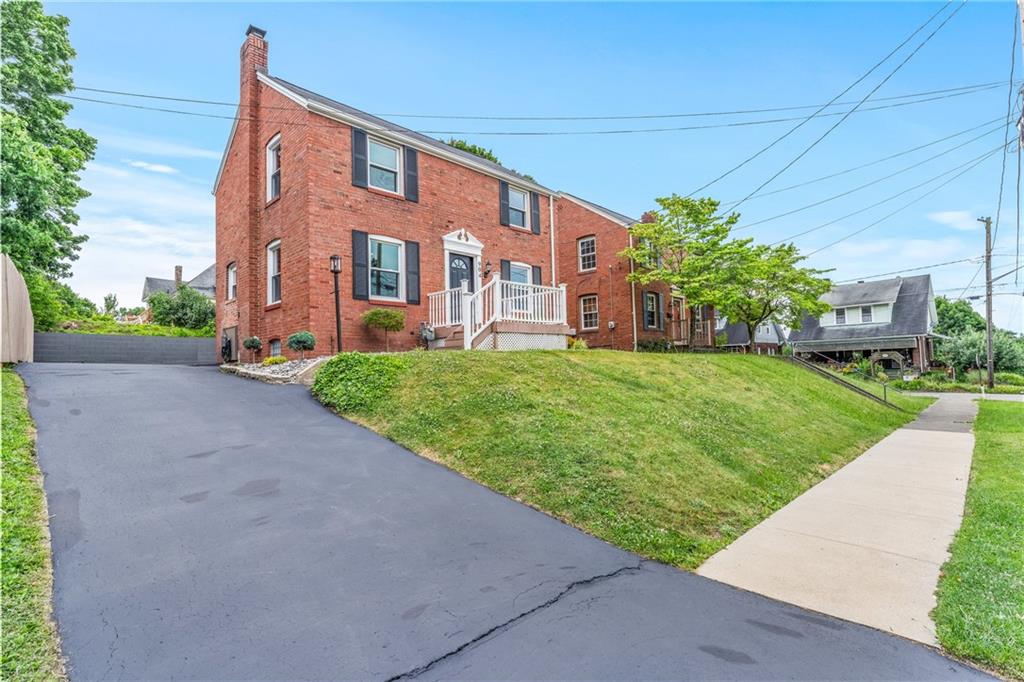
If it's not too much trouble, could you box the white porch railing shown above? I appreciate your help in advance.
[427,275,567,350]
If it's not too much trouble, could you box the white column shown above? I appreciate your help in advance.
[461,279,472,350]
[558,283,567,325]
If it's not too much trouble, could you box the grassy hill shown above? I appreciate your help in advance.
[313,351,930,568]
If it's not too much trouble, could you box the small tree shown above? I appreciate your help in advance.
[103,293,118,315]
[287,331,316,360]
[362,308,405,352]
[148,285,215,329]
[242,336,262,363]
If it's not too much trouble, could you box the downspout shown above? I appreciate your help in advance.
[549,194,557,287]
[628,233,638,351]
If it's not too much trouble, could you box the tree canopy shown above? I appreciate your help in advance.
[934,295,987,336]
[1,1,96,279]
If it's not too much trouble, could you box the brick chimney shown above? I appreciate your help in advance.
[241,26,267,343]
[241,25,268,85]
[174,265,183,287]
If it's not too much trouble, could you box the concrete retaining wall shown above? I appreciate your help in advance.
[33,333,218,365]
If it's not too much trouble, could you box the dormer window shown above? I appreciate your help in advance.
[368,138,401,193]
[861,306,873,323]
[835,308,846,325]
[266,134,281,201]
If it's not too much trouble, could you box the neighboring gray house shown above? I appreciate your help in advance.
[716,318,786,354]
[142,264,216,302]
[789,274,938,372]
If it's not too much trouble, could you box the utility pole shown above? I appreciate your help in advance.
[977,216,995,389]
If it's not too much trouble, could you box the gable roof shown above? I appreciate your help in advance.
[213,71,554,196]
[717,319,785,347]
[557,192,638,227]
[142,277,176,301]
[822,278,902,308]
[789,274,935,345]
[141,265,216,302]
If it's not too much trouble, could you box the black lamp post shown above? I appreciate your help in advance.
[330,255,343,353]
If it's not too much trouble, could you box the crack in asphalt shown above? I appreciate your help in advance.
[385,560,644,681]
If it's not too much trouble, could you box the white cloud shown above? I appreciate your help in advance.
[96,131,221,160]
[125,159,179,174]
[927,210,979,231]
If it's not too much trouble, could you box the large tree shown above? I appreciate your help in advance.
[620,195,750,340]
[934,295,986,336]
[716,243,832,352]
[1,1,96,279]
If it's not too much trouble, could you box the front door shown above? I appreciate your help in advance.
[448,253,474,292]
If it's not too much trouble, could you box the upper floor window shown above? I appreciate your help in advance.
[834,308,846,325]
[266,240,281,304]
[369,236,404,300]
[368,138,401,193]
[861,305,873,323]
[580,295,599,330]
[508,186,529,229]
[266,135,281,201]
[578,236,597,271]
[226,262,237,300]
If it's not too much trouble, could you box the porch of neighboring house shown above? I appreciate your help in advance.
[668,298,716,349]
[794,336,935,376]
[425,275,571,351]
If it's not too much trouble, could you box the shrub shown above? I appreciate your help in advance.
[362,308,405,352]
[995,372,1024,386]
[148,285,215,329]
[937,330,1024,375]
[312,352,410,413]
[637,338,675,353]
[242,336,262,363]
[568,337,589,350]
[261,355,288,367]
[287,331,316,360]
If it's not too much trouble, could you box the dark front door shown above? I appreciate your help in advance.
[448,253,474,292]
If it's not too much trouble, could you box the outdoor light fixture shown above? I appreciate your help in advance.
[483,260,493,278]
[330,255,343,352]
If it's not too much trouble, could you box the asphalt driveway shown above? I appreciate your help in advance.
[18,363,987,680]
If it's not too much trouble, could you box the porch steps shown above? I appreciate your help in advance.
[782,356,902,411]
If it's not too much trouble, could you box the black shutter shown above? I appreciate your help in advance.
[658,293,665,331]
[531,265,542,285]
[530,192,541,235]
[405,240,420,304]
[352,230,369,300]
[404,147,419,202]
[641,291,649,330]
[351,128,368,188]
[499,181,510,226]
[500,259,511,281]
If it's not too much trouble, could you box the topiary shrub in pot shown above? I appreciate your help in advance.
[361,308,405,352]
[242,336,262,363]
[287,331,316,360]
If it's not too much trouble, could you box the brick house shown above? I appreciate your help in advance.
[215,27,710,360]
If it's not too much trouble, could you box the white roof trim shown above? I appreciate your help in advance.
[211,106,241,195]
[556,192,635,228]
[257,72,553,195]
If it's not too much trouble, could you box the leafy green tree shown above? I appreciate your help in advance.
[103,293,118,316]
[620,195,750,340]
[937,330,1024,376]
[1,1,96,280]
[716,242,832,353]
[934,295,986,336]
[148,286,215,329]
[362,308,405,351]
[445,138,500,164]
[286,331,316,360]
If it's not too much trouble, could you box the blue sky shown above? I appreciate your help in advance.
[53,1,1023,331]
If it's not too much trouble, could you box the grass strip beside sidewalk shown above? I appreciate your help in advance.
[934,400,1024,679]
[1,366,65,680]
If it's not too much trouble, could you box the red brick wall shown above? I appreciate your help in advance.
[216,32,555,358]
[555,197,674,350]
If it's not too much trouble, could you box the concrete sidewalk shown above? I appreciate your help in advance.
[698,395,977,645]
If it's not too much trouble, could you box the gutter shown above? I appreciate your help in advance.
[549,194,557,287]
[628,233,638,352]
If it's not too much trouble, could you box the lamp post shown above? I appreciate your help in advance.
[330,255,343,353]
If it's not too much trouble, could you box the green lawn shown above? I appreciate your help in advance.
[934,400,1024,679]
[313,350,931,568]
[55,317,213,337]
[1,367,65,680]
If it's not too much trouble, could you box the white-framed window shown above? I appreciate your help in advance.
[508,186,529,229]
[266,240,281,304]
[266,134,281,201]
[508,262,531,311]
[226,262,237,300]
[369,235,404,300]
[834,307,846,325]
[644,292,659,329]
[269,339,281,356]
[861,305,873,323]
[580,295,599,330]
[578,236,596,271]
[368,138,401,193]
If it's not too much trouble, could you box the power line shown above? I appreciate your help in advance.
[728,1,967,212]
[735,123,1004,230]
[953,264,985,300]
[723,116,1006,204]
[72,79,1009,120]
[686,1,956,199]
[61,86,997,136]
[993,3,1019,244]
[804,149,1000,256]
[837,256,984,282]
[770,143,1007,245]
